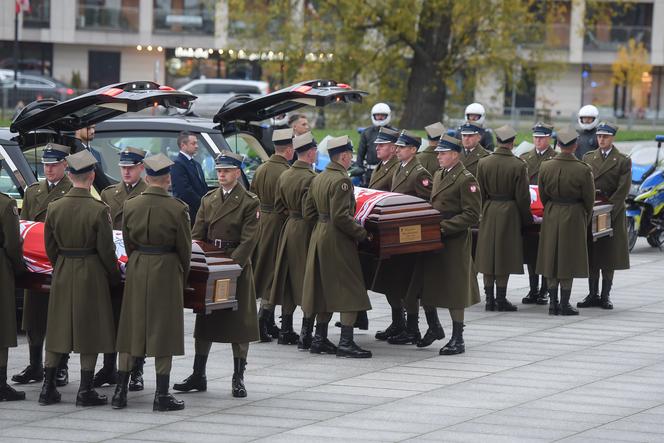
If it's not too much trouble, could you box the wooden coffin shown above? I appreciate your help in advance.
[523,202,614,241]
[15,241,240,314]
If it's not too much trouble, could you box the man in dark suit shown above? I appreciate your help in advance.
[171,131,208,225]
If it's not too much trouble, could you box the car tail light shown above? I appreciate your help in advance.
[103,87,123,97]
[159,85,175,91]
[337,83,351,89]
[66,88,74,95]
[294,85,312,93]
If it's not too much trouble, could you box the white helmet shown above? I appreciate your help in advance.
[272,113,288,127]
[371,102,391,127]
[464,102,486,126]
[577,105,599,130]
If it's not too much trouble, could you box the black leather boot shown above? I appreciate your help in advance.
[496,287,518,312]
[337,326,372,358]
[38,367,60,405]
[600,279,613,310]
[267,310,280,339]
[258,307,273,343]
[485,285,496,311]
[0,367,25,401]
[310,322,337,354]
[153,374,184,411]
[548,286,561,315]
[417,308,445,348]
[536,277,549,305]
[439,322,465,355]
[128,357,144,391]
[560,289,579,316]
[93,352,118,387]
[232,358,247,398]
[297,317,314,350]
[12,344,43,384]
[76,370,107,406]
[522,273,539,304]
[277,314,300,345]
[111,371,129,409]
[173,354,208,392]
[55,354,69,387]
[375,307,405,341]
[387,313,420,345]
[577,277,601,308]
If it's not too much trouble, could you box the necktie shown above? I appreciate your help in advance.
[465,150,471,157]
[48,182,54,192]
[602,151,608,160]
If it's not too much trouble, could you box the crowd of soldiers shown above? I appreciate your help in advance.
[0,101,631,413]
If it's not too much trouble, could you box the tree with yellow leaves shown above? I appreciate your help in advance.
[612,38,651,128]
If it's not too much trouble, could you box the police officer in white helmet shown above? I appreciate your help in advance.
[576,104,600,159]
[456,103,495,151]
[357,103,397,186]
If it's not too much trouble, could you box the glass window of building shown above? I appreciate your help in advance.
[76,0,139,32]
[585,2,653,51]
[23,0,50,29]
[154,0,215,35]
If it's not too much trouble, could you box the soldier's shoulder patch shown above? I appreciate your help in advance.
[421,177,431,188]
[340,179,351,192]
[469,182,479,193]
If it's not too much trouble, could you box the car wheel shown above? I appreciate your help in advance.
[627,217,638,251]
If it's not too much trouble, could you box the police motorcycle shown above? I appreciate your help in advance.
[626,135,664,250]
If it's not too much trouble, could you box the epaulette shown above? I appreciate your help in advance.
[416,165,424,171]
[101,183,118,194]
[203,188,218,198]
[27,182,40,189]
[245,189,259,199]
[173,196,189,207]
[463,170,473,177]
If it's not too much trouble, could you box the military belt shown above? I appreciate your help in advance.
[59,248,97,257]
[212,239,240,250]
[488,194,513,201]
[289,210,303,219]
[440,211,461,220]
[136,245,176,254]
[318,213,330,222]
[551,198,583,204]
[260,203,275,213]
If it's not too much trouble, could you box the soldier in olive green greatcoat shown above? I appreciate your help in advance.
[417,122,445,174]
[94,147,148,391]
[252,128,293,342]
[0,155,26,401]
[269,132,318,348]
[174,152,260,398]
[476,125,532,312]
[114,154,191,412]
[579,122,631,310]
[536,127,595,316]
[407,135,481,355]
[302,136,372,358]
[13,144,72,388]
[367,127,400,191]
[39,150,121,407]
[520,122,556,305]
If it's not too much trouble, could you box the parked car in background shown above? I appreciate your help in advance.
[0,69,75,108]
[180,78,269,117]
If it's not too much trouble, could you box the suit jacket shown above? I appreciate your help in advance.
[171,152,208,224]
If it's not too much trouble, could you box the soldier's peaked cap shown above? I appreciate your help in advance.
[556,126,578,147]
[395,130,421,147]
[118,146,147,166]
[272,128,294,146]
[65,150,97,174]
[435,134,463,153]
[41,143,71,164]
[595,121,619,136]
[459,121,483,135]
[374,127,400,144]
[215,151,244,169]
[424,122,445,141]
[532,121,554,137]
[143,153,174,176]
[495,125,517,144]
[293,132,317,152]
[327,135,353,156]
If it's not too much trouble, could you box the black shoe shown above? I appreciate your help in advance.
[309,322,337,354]
[173,354,207,392]
[0,367,25,401]
[375,307,405,341]
[128,358,144,392]
[548,286,561,315]
[387,313,420,345]
[560,289,579,316]
[535,278,549,305]
[76,370,108,407]
[12,345,43,384]
[111,371,130,409]
[277,314,300,345]
[417,309,445,348]
[267,310,280,339]
[55,354,69,387]
[38,367,61,406]
[93,353,118,387]
[439,322,465,355]
[496,287,518,312]
[485,286,496,311]
[522,273,540,304]
[297,317,314,350]
[577,277,601,308]
[600,279,614,310]
[258,307,274,343]
[337,326,372,358]
[232,358,247,398]
[154,374,184,411]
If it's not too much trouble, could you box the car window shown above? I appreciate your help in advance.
[0,164,20,199]
[224,132,268,183]
[185,84,206,94]
[206,84,261,94]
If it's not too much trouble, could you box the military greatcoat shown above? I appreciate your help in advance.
[583,147,631,271]
[391,157,433,200]
[302,161,371,315]
[367,156,399,191]
[536,153,595,279]
[476,147,532,275]
[1,193,23,349]
[20,177,72,334]
[100,179,148,230]
[269,161,317,308]
[461,143,490,178]
[407,162,481,308]
[116,186,191,357]
[250,154,289,301]
[416,145,440,175]
[44,187,120,354]
[193,185,260,343]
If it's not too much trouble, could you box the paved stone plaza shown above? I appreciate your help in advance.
[1,237,662,442]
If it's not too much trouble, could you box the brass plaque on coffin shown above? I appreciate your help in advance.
[214,279,231,302]
[399,225,422,243]
[597,213,610,232]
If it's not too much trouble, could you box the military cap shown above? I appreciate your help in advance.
[495,125,517,144]
[374,127,400,144]
[459,121,483,135]
[272,128,294,146]
[65,149,97,174]
[327,135,353,157]
[118,146,147,166]
[41,143,71,164]
[293,132,317,152]
[424,122,446,141]
[595,121,619,136]
[215,151,244,169]
[532,121,554,137]
[435,134,463,153]
[395,130,421,148]
[556,126,578,148]
[144,153,174,176]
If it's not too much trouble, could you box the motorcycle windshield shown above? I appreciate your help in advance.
[640,170,664,192]
[632,163,652,183]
